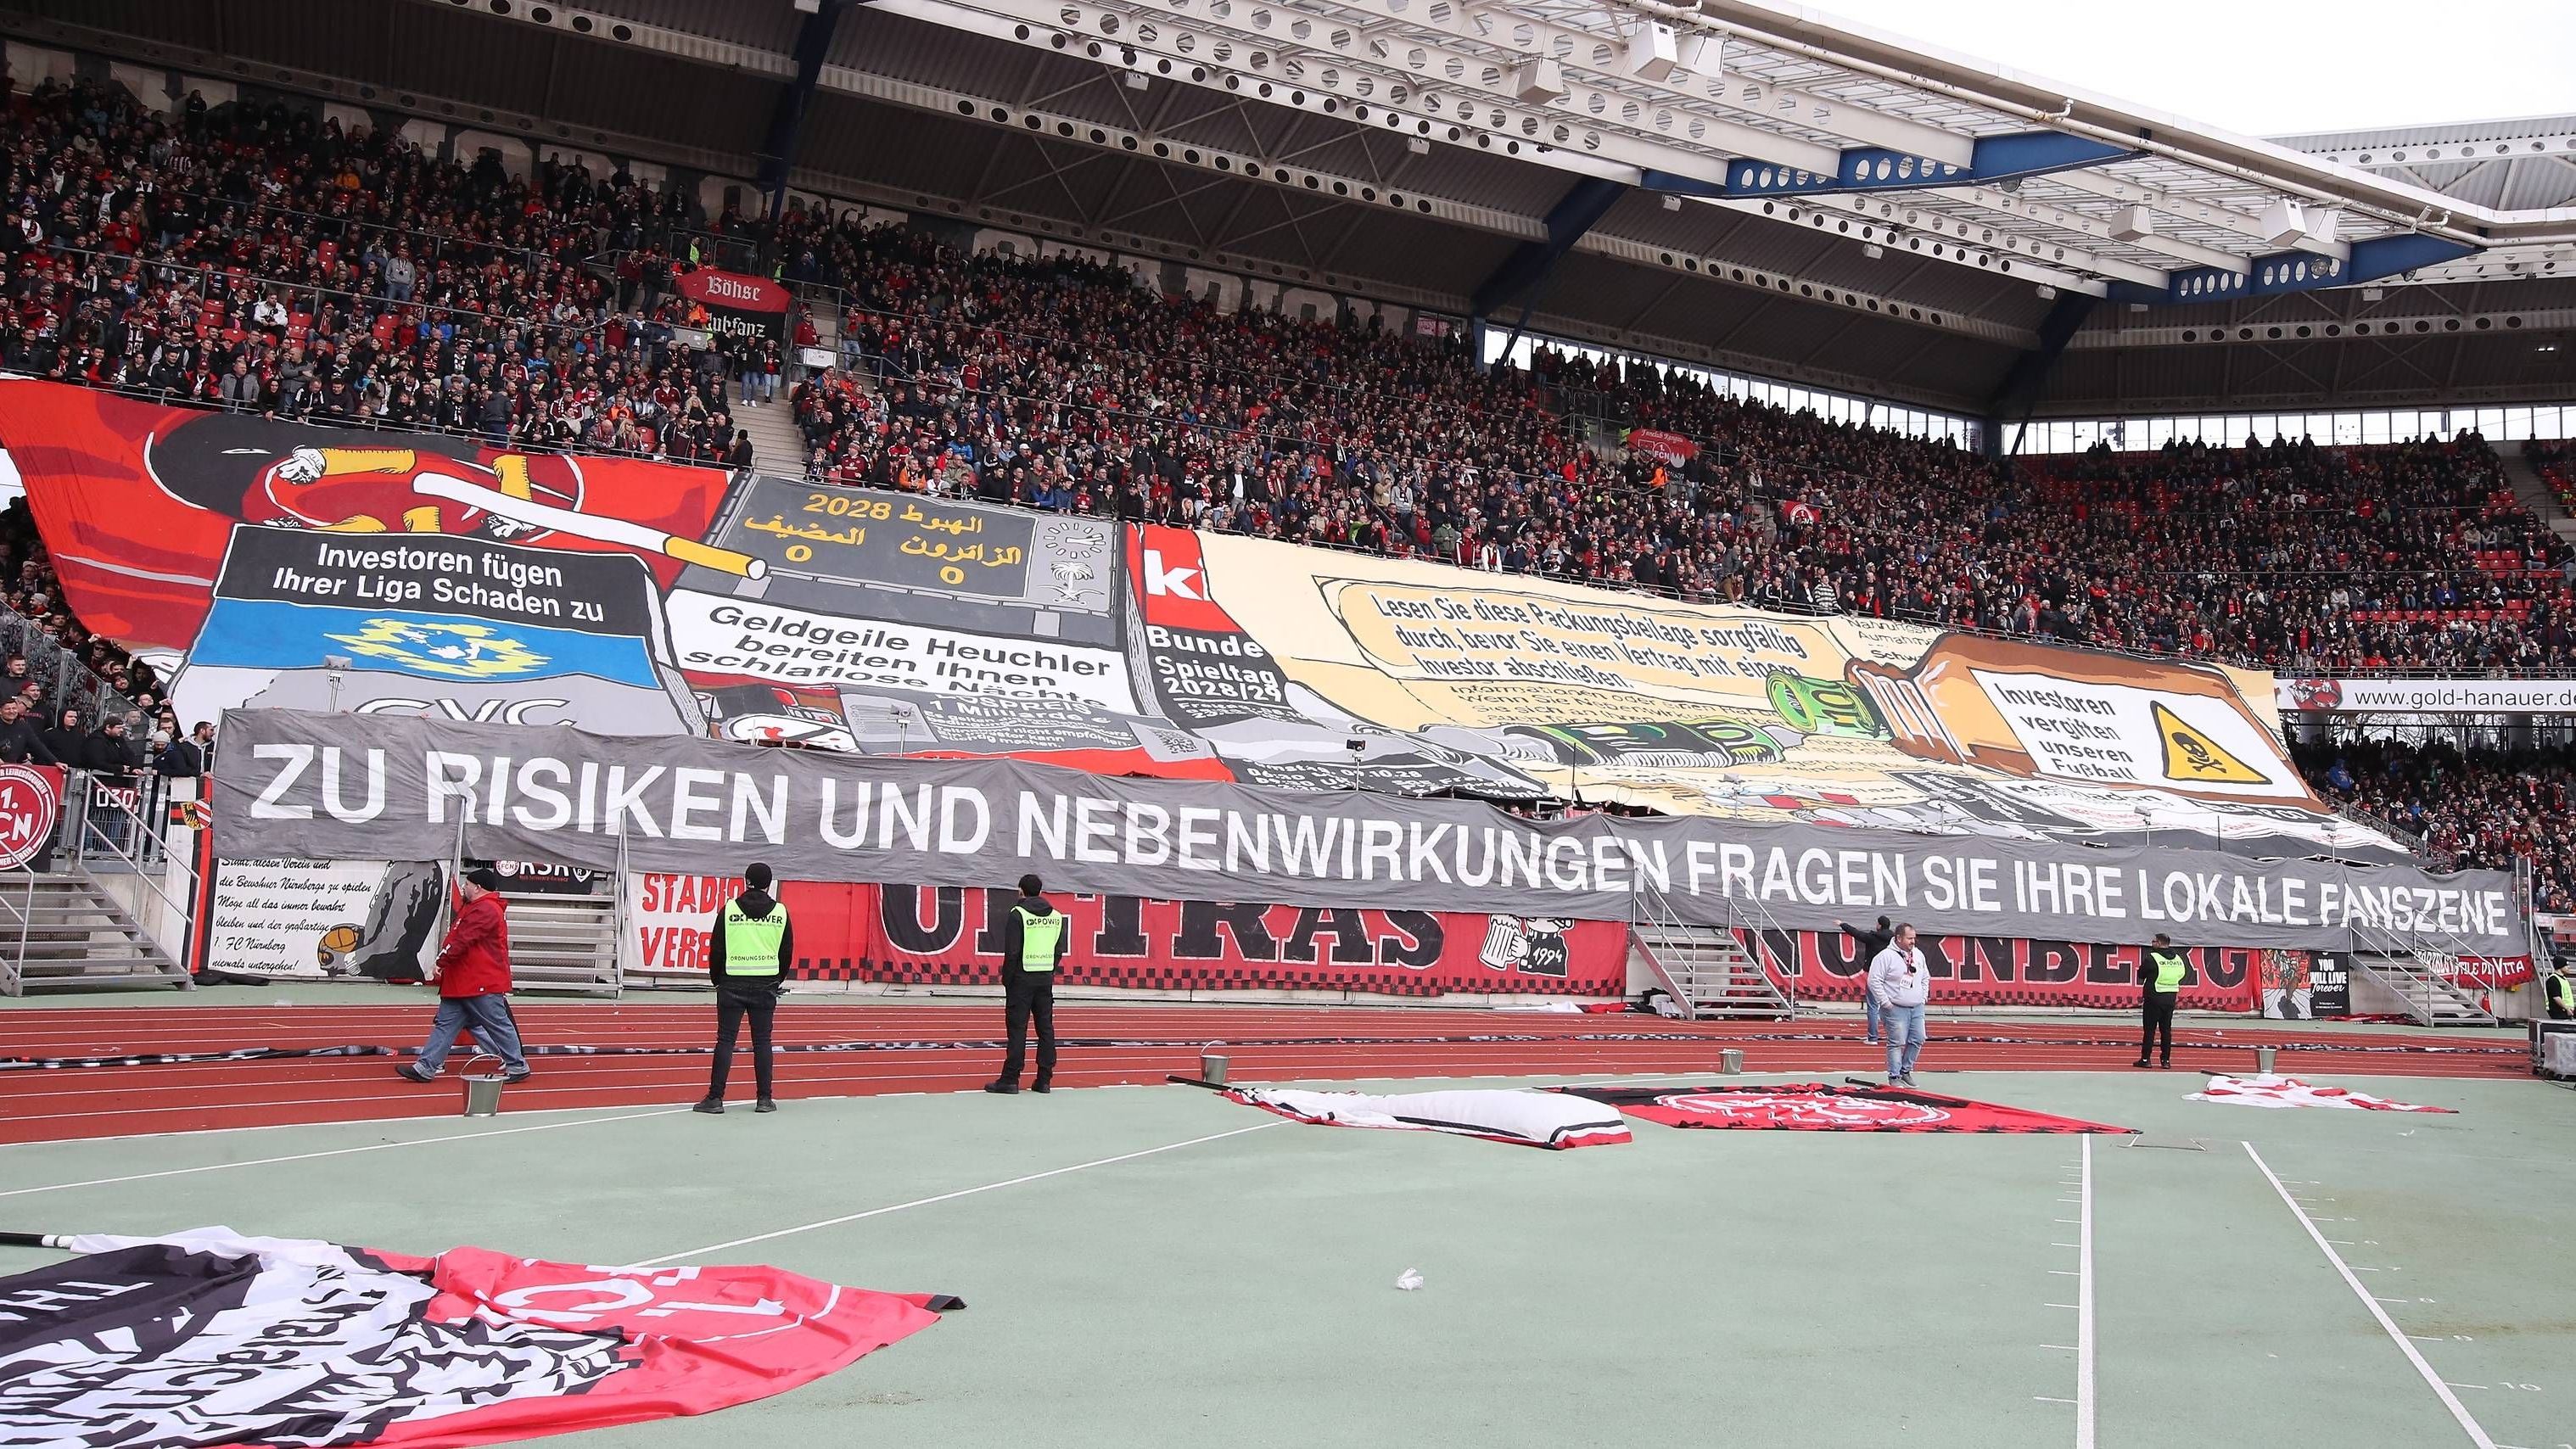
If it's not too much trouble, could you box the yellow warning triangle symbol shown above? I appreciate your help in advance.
[2153,701,2268,785]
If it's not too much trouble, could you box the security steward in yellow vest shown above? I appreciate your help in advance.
[695,862,792,1115]
[985,873,1067,1094]
[2545,959,2574,1021]
[2136,932,2187,1070]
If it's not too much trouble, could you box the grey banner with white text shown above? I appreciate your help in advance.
[212,709,2525,955]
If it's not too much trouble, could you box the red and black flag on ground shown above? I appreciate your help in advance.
[0,1228,957,1449]
[1551,1082,2132,1134]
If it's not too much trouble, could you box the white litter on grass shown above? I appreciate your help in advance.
[1394,1268,1425,1291]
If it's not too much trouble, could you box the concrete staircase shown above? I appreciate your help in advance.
[731,390,810,477]
[0,870,192,995]
[2500,446,2576,545]
[1630,922,1793,1019]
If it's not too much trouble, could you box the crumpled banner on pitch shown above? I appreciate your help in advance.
[2186,1073,2456,1112]
[1219,1084,1631,1149]
[1554,1082,2134,1133]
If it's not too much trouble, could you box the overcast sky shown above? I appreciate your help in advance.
[1796,0,2576,137]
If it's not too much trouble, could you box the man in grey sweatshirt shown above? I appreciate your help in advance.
[1868,924,1931,1087]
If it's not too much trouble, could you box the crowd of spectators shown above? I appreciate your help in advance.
[2534,439,2576,515]
[3,74,764,467]
[0,501,206,781]
[2299,737,2576,915]
[13,70,2570,679]
[14,70,2576,895]
[764,218,2576,674]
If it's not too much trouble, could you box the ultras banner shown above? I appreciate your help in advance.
[627,876,1627,995]
[1750,926,2259,1010]
[213,708,2526,954]
[674,266,792,343]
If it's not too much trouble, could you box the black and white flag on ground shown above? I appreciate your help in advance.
[0,1227,955,1449]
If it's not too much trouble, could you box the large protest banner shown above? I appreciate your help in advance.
[1146,526,2393,858]
[0,382,733,655]
[663,478,1214,775]
[171,525,701,733]
[0,378,2435,856]
[215,709,2524,956]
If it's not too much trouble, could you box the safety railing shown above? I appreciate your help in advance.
[1627,867,1798,1019]
[41,243,615,350]
[0,868,33,997]
[61,769,203,970]
[0,604,159,734]
[1738,888,1800,1017]
[2347,917,2510,1027]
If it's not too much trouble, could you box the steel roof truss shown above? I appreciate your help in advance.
[1298,0,1975,165]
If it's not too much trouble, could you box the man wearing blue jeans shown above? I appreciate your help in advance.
[1868,923,1930,1087]
[395,868,530,1083]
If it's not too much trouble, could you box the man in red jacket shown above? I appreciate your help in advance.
[395,867,531,1083]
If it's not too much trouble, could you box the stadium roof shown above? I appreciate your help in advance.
[8,0,2573,419]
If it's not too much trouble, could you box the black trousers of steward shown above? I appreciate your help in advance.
[1000,966,1056,1085]
[708,987,777,1099]
[2140,990,2177,1063]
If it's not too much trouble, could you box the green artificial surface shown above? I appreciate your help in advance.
[2,1065,2565,1449]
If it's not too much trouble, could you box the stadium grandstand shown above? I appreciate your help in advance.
[0,3,2571,1446]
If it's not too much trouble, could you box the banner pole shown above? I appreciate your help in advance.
[613,815,632,998]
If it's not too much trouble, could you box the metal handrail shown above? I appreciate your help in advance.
[63,769,201,970]
[1623,882,1693,1015]
[611,816,632,999]
[0,867,31,997]
[0,602,158,728]
[1729,887,1800,1016]
[2347,915,2511,1022]
[38,242,615,350]
[1628,867,1799,1019]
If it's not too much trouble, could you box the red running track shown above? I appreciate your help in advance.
[0,1002,2527,1145]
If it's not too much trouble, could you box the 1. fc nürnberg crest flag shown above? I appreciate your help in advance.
[0,763,62,870]
[0,1228,959,1449]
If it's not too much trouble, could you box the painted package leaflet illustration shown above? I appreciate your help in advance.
[0,381,733,654]
[1129,528,1547,797]
[171,526,697,735]
[1175,529,2399,855]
